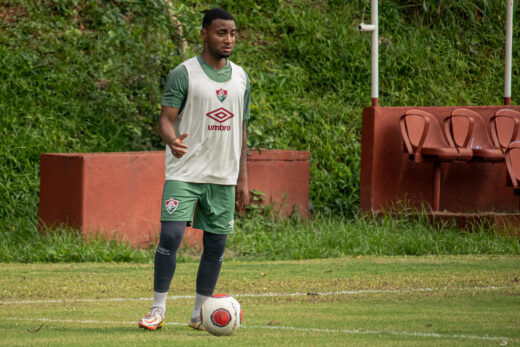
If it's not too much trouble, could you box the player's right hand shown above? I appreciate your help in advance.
[170,132,189,158]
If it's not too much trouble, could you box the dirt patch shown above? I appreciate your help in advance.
[0,3,28,23]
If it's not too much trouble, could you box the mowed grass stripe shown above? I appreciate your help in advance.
[1,285,518,305]
[1,255,519,300]
[1,257,518,346]
[3,317,518,343]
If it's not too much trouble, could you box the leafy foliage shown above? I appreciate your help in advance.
[1,0,519,258]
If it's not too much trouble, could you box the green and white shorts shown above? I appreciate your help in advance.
[161,180,235,235]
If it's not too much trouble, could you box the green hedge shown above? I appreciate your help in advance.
[1,0,518,236]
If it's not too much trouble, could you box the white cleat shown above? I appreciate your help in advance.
[139,307,165,331]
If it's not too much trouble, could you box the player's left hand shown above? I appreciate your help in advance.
[235,179,249,210]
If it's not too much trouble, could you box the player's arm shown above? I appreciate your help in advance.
[236,73,251,208]
[160,65,189,158]
[236,120,249,208]
[159,106,188,158]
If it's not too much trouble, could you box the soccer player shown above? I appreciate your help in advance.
[138,8,250,331]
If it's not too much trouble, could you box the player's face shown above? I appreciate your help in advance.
[202,19,236,59]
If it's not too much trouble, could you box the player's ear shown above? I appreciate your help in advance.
[201,28,207,41]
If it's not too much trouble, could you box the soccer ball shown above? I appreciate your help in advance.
[201,294,242,336]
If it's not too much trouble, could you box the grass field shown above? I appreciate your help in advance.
[1,255,519,346]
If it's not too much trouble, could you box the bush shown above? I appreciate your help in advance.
[1,0,518,239]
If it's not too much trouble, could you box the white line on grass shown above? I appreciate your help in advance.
[1,285,517,305]
[246,324,517,343]
[4,317,517,343]
[5,317,183,326]
[0,295,193,305]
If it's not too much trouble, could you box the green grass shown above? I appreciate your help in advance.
[0,225,155,263]
[1,214,519,263]
[1,256,519,346]
[230,213,520,259]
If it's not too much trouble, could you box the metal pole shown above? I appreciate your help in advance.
[505,0,514,105]
[371,0,379,106]
[358,0,379,106]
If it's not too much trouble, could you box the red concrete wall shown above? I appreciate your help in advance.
[39,152,165,247]
[247,150,310,217]
[39,150,309,247]
[40,154,84,227]
[360,105,520,213]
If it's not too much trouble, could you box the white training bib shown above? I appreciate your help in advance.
[165,57,247,185]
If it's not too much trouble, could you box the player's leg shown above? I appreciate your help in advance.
[139,221,186,330]
[189,184,235,329]
[139,180,199,331]
[189,231,228,328]
[153,221,187,306]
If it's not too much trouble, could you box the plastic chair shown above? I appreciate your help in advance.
[400,109,472,211]
[504,141,520,196]
[489,109,520,153]
[445,108,503,162]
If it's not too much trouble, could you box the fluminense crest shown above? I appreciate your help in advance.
[216,88,227,102]
[165,197,179,214]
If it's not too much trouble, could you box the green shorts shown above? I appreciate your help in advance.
[161,180,235,235]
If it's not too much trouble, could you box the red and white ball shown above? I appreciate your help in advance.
[201,294,242,336]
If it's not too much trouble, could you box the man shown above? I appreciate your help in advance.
[138,8,250,331]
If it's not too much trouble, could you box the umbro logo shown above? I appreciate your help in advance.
[206,107,234,123]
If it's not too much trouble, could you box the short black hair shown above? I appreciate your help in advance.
[202,8,235,28]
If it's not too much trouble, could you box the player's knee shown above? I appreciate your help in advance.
[203,251,224,263]
[158,221,186,251]
[202,245,226,262]
[202,232,227,262]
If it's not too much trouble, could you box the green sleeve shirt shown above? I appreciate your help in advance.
[162,55,250,120]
